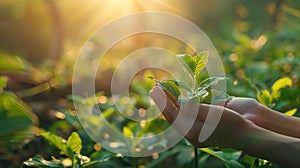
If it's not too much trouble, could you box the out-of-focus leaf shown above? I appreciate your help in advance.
[0,92,38,136]
[176,147,194,166]
[284,108,297,116]
[225,160,245,168]
[146,147,179,168]
[0,76,8,89]
[123,126,134,138]
[271,77,292,99]
[24,155,64,168]
[243,155,257,168]
[41,132,68,156]
[257,89,272,106]
[0,54,25,71]
[67,132,82,154]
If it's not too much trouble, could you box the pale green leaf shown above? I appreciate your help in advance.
[174,79,191,92]
[156,80,181,99]
[67,132,82,154]
[198,77,226,90]
[284,108,297,116]
[177,54,195,77]
[271,77,292,99]
[192,51,208,75]
[203,89,232,104]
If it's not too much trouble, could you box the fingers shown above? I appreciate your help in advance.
[149,86,218,122]
[149,86,180,123]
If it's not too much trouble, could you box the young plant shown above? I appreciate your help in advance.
[150,51,231,105]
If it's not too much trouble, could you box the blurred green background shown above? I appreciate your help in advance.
[0,0,299,167]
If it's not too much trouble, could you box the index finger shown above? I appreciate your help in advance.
[149,86,180,123]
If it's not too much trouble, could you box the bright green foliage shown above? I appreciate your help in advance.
[25,132,116,167]
[285,108,297,116]
[150,52,231,105]
[257,90,272,107]
[177,51,208,77]
[67,132,82,154]
[257,77,293,107]
[271,77,292,99]
[149,76,181,99]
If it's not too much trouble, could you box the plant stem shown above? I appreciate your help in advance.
[194,147,198,168]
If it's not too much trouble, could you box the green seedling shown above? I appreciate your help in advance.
[150,51,232,105]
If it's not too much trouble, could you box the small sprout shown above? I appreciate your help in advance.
[150,51,231,105]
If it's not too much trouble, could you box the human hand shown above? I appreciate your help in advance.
[149,86,254,149]
[225,97,265,127]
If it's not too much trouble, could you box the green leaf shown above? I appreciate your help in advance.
[200,148,244,168]
[156,80,181,99]
[271,77,292,99]
[24,155,64,168]
[203,89,232,104]
[123,126,134,138]
[225,160,245,168]
[257,89,272,106]
[177,54,195,77]
[41,132,68,156]
[174,79,191,92]
[0,76,8,89]
[177,52,208,77]
[193,51,208,76]
[0,92,38,136]
[82,151,116,167]
[0,54,26,71]
[200,148,227,162]
[67,132,82,154]
[90,151,116,162]
[243,155,257,168]
[198,77,226,90]
[284,108,297,116]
